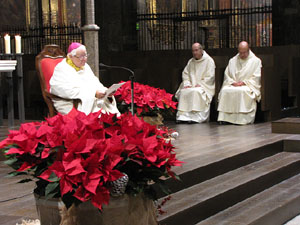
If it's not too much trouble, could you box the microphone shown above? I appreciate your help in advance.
[99,63,135,115]
[99,63,134,79]
[99,63,109,68]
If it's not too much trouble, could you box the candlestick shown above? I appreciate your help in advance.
[15,35,21,53]
[4,34,11,54]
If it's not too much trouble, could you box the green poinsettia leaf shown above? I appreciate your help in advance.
[45,182,60,199]
[4,158,18,166]
[6,171,27,177]
[30,166,38,172]
[157,181,171,195]
[172,173,181,181]
[45,191,59,200]
[2,144,16,150]
[162,171,181,181]
[31,163,49,177]
[48,172,60,182]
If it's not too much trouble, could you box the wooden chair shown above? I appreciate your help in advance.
[35,44,79,117]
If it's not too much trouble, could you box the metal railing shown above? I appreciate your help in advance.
[0,24,82,55]
[137,6,272,50]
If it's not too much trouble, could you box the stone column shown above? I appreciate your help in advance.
[82,0,100,77]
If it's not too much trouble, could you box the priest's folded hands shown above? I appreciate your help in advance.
[232,81,245,87]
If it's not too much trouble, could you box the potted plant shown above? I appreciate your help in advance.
[0,110,182,225]
[114,81,178,125]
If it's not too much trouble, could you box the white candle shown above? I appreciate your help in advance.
[15,35,21,53]
[4,34,11,54]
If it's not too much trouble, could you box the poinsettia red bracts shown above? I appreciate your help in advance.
[114,81,177,115]
[0,110,182,210]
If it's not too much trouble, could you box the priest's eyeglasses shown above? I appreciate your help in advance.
[74,54,88,60]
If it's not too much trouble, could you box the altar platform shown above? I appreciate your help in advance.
[1,120,300,225]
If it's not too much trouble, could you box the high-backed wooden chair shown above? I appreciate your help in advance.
[35,44,79,117]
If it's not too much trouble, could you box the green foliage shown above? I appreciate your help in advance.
[116,159,172,201]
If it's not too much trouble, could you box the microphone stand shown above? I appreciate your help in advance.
[99,63,135,115]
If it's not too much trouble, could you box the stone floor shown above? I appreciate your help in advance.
[0,162,37,225]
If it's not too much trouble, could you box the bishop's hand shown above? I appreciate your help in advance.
[95,90,106,99]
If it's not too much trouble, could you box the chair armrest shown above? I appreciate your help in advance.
[44,90,81,110]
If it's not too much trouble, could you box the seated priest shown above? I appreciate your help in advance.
[217,41,262,125]
[175,43,215,123]
[50,42,120,116]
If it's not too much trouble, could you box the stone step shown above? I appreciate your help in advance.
[154,141,283,199]
[197,173,300,225]
[272,117,300,134]
[157,152,300,225]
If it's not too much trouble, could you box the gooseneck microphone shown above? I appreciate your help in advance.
[99,63,135,115]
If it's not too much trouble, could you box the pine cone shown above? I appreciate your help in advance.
[109,173,129,197]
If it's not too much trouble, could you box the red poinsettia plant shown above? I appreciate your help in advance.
[114,81,177,116]
[0,110,182,210]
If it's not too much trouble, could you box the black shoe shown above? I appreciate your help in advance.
[176,120,191,124]
[218,121,230,125]
[187,120,197,124]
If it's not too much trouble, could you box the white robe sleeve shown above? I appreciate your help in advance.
[182,60,192,87]
[199,58,215,101]
[223,60,236,86]
[243,59,262,101]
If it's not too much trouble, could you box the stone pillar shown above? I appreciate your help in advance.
[82,0,100,77]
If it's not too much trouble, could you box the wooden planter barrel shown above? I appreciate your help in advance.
[139,113,164,126]
[35,193,157,225]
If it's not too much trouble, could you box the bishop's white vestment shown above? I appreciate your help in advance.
[50,59,120,116]
[217,50,261,125]
[175,51,215,123]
